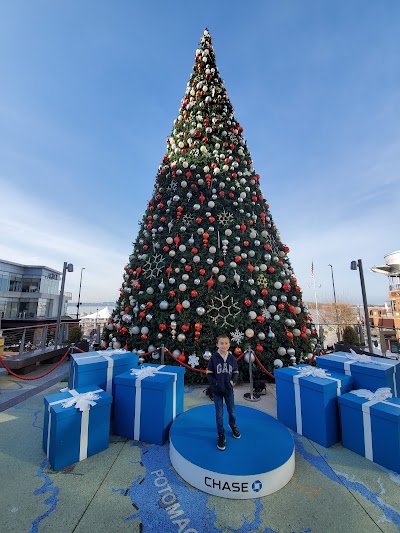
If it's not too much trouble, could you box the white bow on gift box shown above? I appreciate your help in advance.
[47,389,103,462]
[349,387,398,461]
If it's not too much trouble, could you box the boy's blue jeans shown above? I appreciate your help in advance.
[214,390,236,435]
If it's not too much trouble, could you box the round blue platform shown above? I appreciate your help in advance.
[169,404,295,499]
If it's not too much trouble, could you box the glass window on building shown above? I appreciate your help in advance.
[19,300,38,319]
[5,299,19,318]
[9,274,22,292]
[22,278,40,293]
[0,298,6,317]
[40,274,59,295]
[37,298,52,317]
[0,271,10,292]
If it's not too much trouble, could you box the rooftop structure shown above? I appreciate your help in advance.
[0,258,72,320]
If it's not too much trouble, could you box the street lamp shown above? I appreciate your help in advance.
[328,264,340,342]
[55,262,74,347]
[350,259,373,353]
[76,267,85,319]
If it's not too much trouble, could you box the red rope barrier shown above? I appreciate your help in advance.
[0,347,71,381]
[253,353,275,380]
[164,348,207,373]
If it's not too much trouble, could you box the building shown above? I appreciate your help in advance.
[371,250,400,352]
[0,259,72,321]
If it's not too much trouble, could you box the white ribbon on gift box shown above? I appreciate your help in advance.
[350,387,398,461]
[130,366,178,441]
[293,367,342,435]
[47,389,103,462]
[329,351,397,396]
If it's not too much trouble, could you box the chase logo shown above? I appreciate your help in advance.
[252,479,263,492]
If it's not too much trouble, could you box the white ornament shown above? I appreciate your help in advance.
[188,354,200,368]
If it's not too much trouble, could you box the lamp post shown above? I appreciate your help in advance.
[328,264,340,342]
[76,267,85,319]
[55,262,74,347]
[350,259,373,353]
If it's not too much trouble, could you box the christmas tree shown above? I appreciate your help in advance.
[103,29,316,379]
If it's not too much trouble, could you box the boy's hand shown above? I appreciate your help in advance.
[230,380,234,387]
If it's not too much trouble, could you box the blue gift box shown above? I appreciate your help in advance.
[43,386,112,471]
[69,349,139,395]
[275,365,353,447]
[140,363,185,415]
[338,391,400,473]
[113,367,177,445]
[317,352,399,397]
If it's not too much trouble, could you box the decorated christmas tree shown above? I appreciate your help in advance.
[103,29,316,379]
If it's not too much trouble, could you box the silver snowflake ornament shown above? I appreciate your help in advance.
[188,354,200,368]
[230,329,245,344]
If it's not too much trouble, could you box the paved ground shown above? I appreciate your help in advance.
[0,361,399,533]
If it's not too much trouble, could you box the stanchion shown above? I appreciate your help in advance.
[243,348,261,402]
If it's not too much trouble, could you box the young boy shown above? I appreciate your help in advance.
[206,334,240,450]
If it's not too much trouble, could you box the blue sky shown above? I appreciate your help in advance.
[1,1,399,305]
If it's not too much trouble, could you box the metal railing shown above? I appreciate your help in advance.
[0,321,78,357]
[316,321,400,358]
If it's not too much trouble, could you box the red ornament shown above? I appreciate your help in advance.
[256,344,263,352]
[234,347,242,355]
[256,315,265,323]
[244,299,251,307]
[181,324,190,332]
[199,269,206,275]
[141,334,148,340]
[159,324,167,331]
[268,267,275,273]
[169,290,176,297]
[176,301,183,313]
[235,256,242,263]
[178,353,186,363]
[261,289,268,296]
[185,265,192,272]
[206,276,214,290]
[190,290,198,298]
[278,303,285,310]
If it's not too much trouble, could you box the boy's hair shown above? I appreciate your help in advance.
[216,334,230,343]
